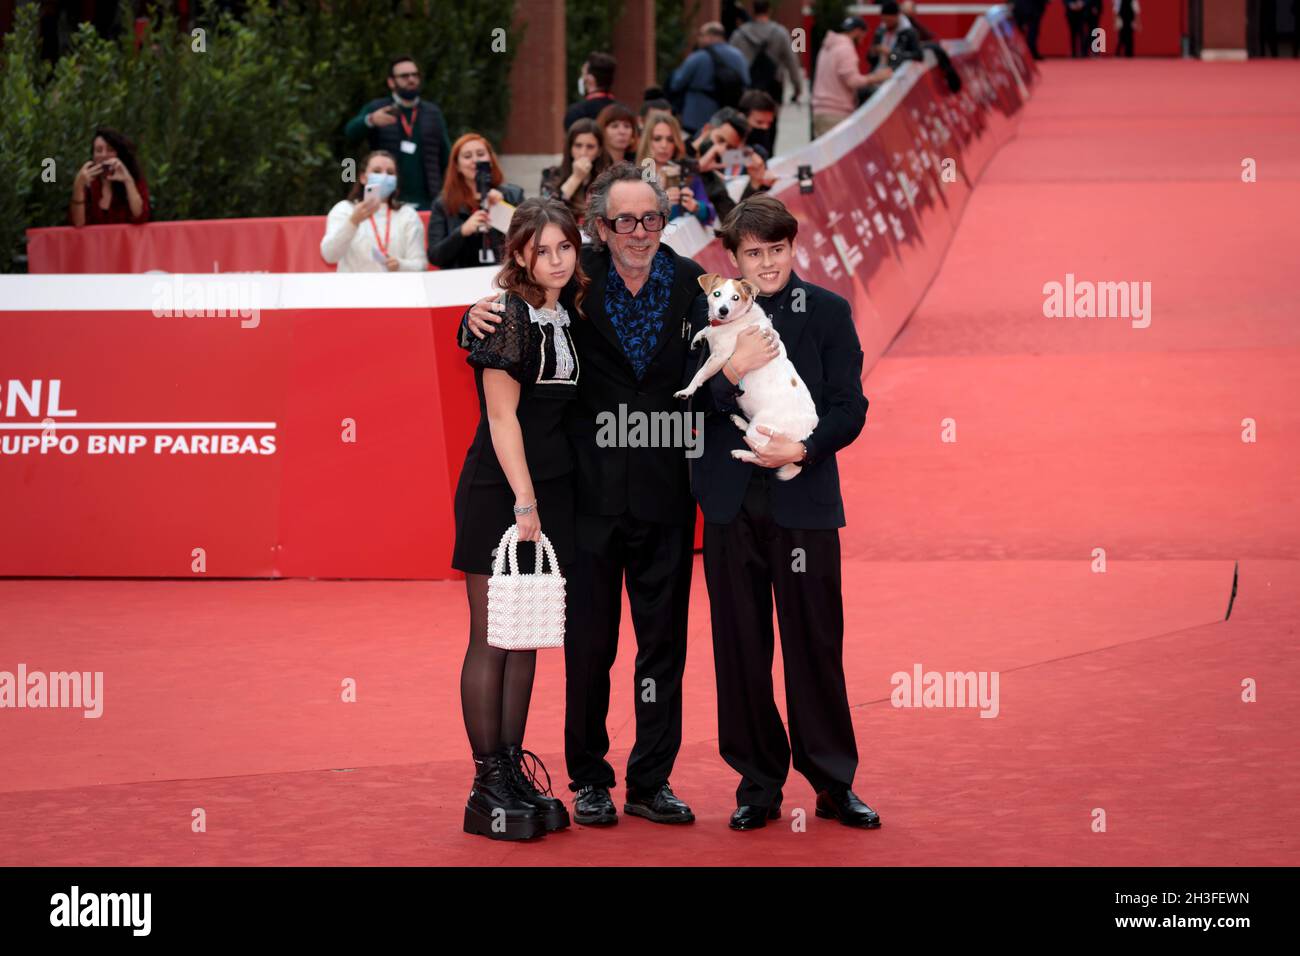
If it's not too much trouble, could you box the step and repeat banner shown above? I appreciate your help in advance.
[2,10,1035,579]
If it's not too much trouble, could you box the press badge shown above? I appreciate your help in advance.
[400,140,417,154]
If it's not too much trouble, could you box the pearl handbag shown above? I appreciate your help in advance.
[486,525,566,650]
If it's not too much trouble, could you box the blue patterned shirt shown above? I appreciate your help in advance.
[604,246,676,380]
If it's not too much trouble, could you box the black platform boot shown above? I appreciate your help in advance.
[501,744,571,832]
[463,750,546,841]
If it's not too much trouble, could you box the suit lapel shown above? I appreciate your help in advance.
[578,250,629,361]
[769,272,810,360]
[642,248,692,371]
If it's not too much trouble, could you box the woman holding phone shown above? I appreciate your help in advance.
[452,197,588,841]
[69,127,149,227]
[320,150,426,272]
[636,110,714,226]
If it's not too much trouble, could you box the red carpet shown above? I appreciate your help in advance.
[3,60,1298,865]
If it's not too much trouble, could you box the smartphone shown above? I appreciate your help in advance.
[363,181,380,202]
[662,164,681,189]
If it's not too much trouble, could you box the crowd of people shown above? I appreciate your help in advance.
[62,0,942,274]
[322,2,805,274]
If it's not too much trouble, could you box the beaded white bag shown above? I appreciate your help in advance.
[486,525,566,650]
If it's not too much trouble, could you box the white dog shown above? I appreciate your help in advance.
[674,274,819,480]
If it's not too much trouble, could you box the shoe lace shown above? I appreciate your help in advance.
[516,748,555,797]
[502,748,553,798]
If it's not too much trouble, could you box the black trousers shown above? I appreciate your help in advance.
[1014,7,1044,57]
[563,509,695,792]
[1118,20,1135,57]
[1066,9,1088,57]
[703,473,858,807]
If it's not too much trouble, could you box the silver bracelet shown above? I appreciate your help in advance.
[512,501,536,515]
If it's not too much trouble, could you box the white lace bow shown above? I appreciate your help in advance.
[527,302,575,380]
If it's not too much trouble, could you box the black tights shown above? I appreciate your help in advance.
[459,573,537,756]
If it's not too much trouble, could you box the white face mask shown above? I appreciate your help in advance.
[577,74,586,97]
[368,172,398,199]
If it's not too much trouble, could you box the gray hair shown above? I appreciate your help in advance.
[583,161,670,249]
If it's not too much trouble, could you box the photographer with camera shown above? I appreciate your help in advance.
[428,134,525,270]
[69,127,149,227]
[682,107,752,222]
[637,111,715,226]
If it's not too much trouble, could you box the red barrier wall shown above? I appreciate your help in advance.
[0,282,482,579]
[27,213,435,274]
[2,10,1036,580]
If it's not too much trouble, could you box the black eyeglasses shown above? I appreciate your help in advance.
[602,213,666,234]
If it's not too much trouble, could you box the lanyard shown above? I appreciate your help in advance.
[368,208,391,257]
[398,103,419,139]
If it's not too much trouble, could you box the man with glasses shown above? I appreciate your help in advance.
[345,55,451,211]
[461,164,780,828]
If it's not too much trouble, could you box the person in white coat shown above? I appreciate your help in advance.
[321,150,427,272]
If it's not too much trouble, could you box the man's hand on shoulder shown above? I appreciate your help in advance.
[465,295,507,339]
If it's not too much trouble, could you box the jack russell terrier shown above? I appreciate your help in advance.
[674,273,818,480]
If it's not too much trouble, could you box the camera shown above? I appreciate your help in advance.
[474,160,493,209]
[797,164,814,194]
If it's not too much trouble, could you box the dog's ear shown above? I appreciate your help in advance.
[739,279,760,301]
[697,273,718,293]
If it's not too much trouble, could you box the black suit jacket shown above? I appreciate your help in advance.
[684,272,868,529]
[868,24,925,69]
[460,244,705,526]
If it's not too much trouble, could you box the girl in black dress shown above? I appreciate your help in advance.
[453,198,588,841]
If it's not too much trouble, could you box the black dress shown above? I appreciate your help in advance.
[451,292,580,575]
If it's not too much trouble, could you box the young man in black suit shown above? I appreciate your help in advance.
[684,194,880,831]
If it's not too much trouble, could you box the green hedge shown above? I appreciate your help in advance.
[0,0,517,272]
[566,0,624,104]
[654,0,700,90]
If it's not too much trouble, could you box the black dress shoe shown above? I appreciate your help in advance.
[729,800,782,831]
[624,782,695,824]
[815,787,881,828]
[573,784,618,826]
